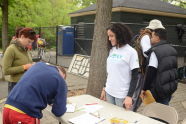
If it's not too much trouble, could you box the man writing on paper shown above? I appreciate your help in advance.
[142,28,178,105]
[3,62,67,124]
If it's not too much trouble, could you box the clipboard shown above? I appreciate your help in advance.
[142,90,156,105]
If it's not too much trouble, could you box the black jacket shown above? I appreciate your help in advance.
[146,41,178,100]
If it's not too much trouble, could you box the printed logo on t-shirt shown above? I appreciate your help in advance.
[109,53,123,59]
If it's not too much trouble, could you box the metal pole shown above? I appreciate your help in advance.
[56,26,58,65]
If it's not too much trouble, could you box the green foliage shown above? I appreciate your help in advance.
[0,0,96,48]
[162,0,186,8]
[1,0,94,29]
[72,0,95,7]
[8,0,75,27]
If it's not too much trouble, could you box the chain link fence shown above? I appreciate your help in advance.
[31,26,57,64]
[73,22,186,57]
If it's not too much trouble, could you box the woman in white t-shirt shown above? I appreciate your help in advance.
[100,23,140,110]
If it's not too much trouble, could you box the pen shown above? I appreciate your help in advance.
[89,112,100,118]
[75,108,85,112]
[85,103,98,105]
[96,118,106,124]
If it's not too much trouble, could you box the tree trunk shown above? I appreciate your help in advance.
[86,0,112,98]
[2,0,8,50]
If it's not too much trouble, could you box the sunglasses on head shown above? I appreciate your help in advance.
[29,30,36,35]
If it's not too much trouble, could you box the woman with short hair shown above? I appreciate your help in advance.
[3,27,36,93]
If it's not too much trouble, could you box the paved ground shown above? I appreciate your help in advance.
[0,66,88,124]
[137,82,186,124]
[0,81,7,100]
[0,56,186,123]
[0,77,186,123]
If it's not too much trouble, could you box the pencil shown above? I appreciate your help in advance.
[85,103,98,105]
[96,118,106,124]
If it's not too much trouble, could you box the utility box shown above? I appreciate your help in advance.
[57,26,74,56]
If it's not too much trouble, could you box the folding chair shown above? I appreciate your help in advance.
[182,118,186,124]
[142,102,178,124]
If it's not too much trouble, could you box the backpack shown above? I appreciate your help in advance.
[131,29,152,111]
[133,29,152,75]
[131,73,144,111]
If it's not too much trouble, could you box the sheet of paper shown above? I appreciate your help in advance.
[82,105,103,113]
[66,103,76,113]
[68,113,105,124]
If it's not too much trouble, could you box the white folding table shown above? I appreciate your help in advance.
[46,94,164,124]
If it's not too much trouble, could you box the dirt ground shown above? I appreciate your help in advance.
[68,88,86,97]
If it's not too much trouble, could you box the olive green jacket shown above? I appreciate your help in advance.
[3,40,33,82]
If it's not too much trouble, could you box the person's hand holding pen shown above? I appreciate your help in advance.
[23,63,34,70]
[23,62,36,70]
